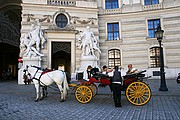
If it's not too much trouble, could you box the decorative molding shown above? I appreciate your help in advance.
[71,16,79,24]
[47,9,75,30]
[23,14,34,22]
[71,16,97,25]
[23,14,52,23]
[48,23,75,31]
[43,15,53,23]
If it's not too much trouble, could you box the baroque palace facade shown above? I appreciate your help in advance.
[0,0,180,79]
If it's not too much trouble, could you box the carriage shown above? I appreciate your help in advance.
[24,65,151,105]
[69,68,151,106]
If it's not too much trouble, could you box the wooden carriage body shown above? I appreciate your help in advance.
[71,69,151,105]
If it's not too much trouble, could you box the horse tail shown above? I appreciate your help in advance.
[63,72,69,97]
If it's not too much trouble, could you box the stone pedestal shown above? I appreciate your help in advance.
[78,55,100,80]
[18,57,42,84]
[79,55,99,71]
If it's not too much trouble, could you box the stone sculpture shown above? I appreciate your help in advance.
[20,19,46,58]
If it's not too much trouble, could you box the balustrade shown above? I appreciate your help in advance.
[143,4,163,11]
[47,0,76,6]
[104,8,122,14]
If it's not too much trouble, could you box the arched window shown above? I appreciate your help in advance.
[55,13,68,28]
[108,49,121,69]
[150,46,160,67]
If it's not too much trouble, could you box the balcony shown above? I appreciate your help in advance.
[104,8,122,14]
[47,0,76,6]
[143,4,164,11]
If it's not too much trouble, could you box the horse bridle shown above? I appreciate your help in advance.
[25,65,42,81]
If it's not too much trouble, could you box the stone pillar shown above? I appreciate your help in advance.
[18,57,41,84]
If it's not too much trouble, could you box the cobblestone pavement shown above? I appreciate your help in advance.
[0,79,180,120]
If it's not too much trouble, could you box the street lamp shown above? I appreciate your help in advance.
[155,25,168,91]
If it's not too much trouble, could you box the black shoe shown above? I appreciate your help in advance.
[115,103,122,107]
[118,104,122,107]
[115,105,122,107]
[116,103,122,107]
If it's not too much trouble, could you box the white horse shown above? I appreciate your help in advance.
[25,65,69,102]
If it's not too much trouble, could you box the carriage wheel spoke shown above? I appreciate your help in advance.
[75,86,93,104]
[126,82,151,106]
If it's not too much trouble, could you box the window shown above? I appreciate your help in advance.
[55,13,68,28]
[148,19,160,38]
[107,23,120,40]
[150,47,160,67]
[105,0,119,9]
[144,0,159,5]
[108,49,121,69]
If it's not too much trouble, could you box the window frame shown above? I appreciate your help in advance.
[108,49,121,69]
[149,46,160,68]
[107,22,120,41]
[147,19,160,38]
[55,13,68,28]
[144,0,159,5]
[105,0,119,9]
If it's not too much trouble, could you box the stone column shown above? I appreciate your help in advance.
[18,57,41,84]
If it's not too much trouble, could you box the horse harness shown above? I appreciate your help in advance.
[27,66,65,92]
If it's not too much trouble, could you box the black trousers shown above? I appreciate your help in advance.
[112,83,121,106]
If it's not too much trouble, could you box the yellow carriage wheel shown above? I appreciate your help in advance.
[89,83,98,96]
[126,81,151,106]
[75,85,93,104]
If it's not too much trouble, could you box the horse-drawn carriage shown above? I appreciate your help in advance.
[24,66,151,106]
[69,68,151,106]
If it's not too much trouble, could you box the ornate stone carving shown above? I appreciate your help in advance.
[71,16,97,25]
[23,14,52,23]
[23,14,34,22]
[48,23,75,31]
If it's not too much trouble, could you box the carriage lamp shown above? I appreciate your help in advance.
[155,25,168,91]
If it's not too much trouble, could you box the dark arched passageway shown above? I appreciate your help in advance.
[0,0,22,80]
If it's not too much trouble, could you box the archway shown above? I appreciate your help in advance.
[0,2,22,80]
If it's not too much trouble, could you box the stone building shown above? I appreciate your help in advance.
[0,0,180,83]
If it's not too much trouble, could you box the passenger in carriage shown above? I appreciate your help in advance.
[99,65,110,78]
[126,64,138,75]
[102,65,108,75]
[83,65,93,80]
[111,66,122,107]
[87,65,93,79]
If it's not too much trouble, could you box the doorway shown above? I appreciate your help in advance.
[51,42,71,73]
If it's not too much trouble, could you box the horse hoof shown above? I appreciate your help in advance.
[34,99,39,102]
[60,99,64,102]
[39,97,43,100]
